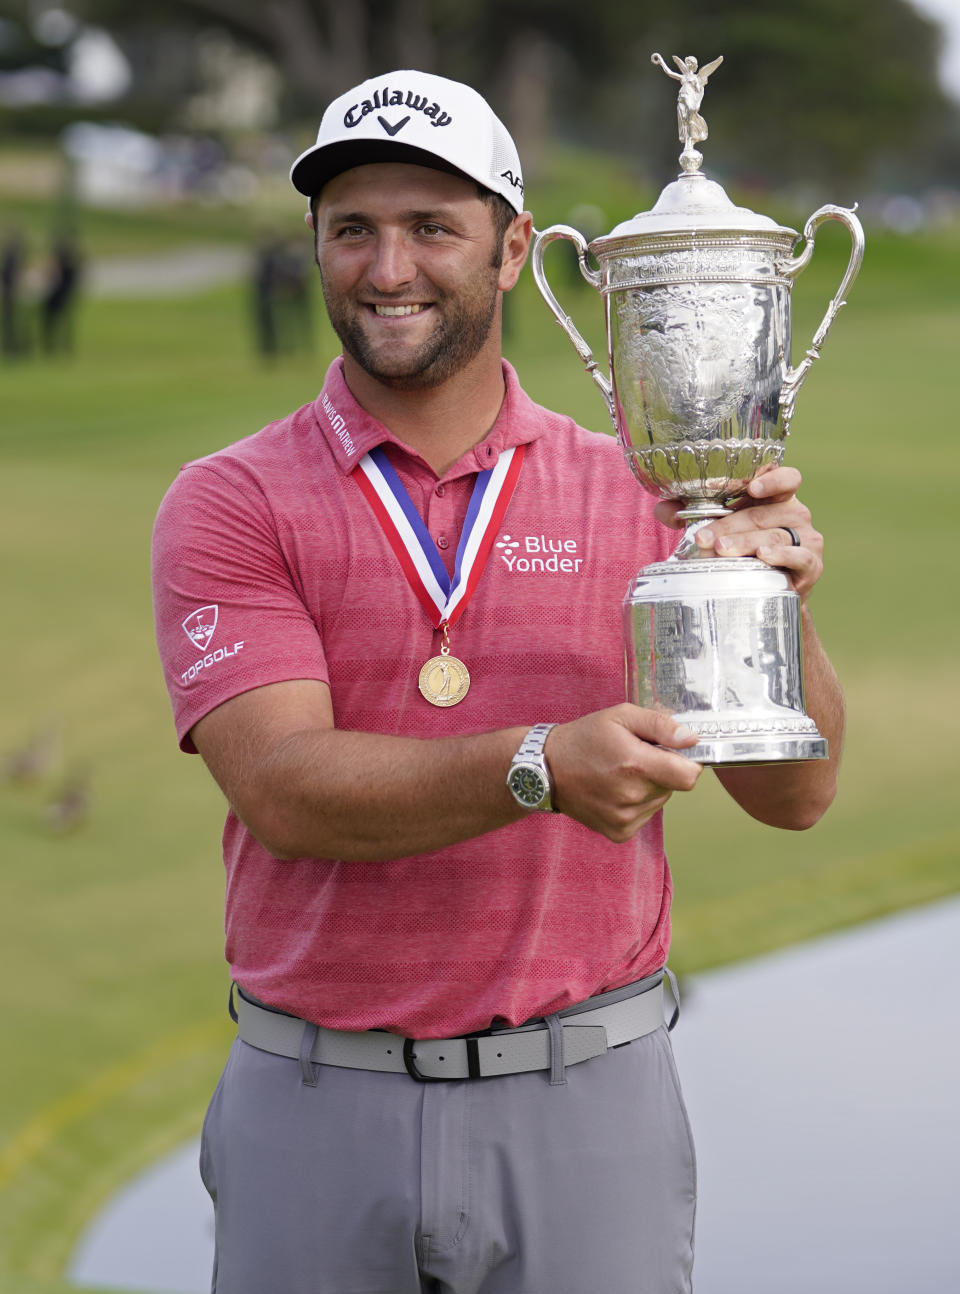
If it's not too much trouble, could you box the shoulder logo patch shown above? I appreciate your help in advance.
[182,605,218,652]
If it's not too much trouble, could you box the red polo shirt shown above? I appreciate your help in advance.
[152,360,676,1037]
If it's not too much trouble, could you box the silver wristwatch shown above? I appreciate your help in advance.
[506,723,557,811]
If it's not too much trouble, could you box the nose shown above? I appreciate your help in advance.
[367,230,418,294]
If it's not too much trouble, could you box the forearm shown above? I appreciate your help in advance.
[714,608,844,829]
[193,684,703,861]
[242,724,531,861]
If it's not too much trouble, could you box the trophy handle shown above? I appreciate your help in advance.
[531,225,615,424]
[776,203,865,429]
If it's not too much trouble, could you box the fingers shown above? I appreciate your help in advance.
[604,791,672,842]
[614,702,700,752]
[696,509,821,559]
[693,498,823,601]
[653,467,805,531]
[550,705,702,794]
[547,705,704,844]
[742,464,802,503]
[652,466,825,601]
[755,539,823,602]
[608,705,703,793]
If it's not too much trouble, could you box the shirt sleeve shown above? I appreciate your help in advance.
[151,462,329,753]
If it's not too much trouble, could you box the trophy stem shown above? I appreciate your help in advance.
[672,510,730,561]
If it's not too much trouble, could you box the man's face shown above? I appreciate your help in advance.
[313,164,509,391]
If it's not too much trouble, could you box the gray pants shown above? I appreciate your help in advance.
[200,1025,696,1293]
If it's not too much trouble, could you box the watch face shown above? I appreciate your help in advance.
[509,763,548,808]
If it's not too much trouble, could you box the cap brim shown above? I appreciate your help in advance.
[291,139,478,199]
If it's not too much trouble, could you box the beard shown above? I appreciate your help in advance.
[320,268,501,392]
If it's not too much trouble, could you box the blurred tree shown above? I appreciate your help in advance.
[0,9,68,75]
[7,0,957,187]
[639,0,954,188]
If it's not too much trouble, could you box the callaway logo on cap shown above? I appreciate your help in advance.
[290,70,524,213]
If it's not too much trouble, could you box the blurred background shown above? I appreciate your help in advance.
[1,2,957,1292]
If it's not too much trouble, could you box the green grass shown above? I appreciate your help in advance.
[0,162,958,1289]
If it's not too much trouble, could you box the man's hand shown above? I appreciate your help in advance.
[654,464,844,829]
[655,466,823,603]
[546,704,702,843]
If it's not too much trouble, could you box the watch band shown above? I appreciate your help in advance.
[515,722,556,762]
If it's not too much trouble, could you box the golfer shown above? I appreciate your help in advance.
[152,69,843,1294]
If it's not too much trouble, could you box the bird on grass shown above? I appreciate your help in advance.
[2,725,60,785]
[44,768,92,833]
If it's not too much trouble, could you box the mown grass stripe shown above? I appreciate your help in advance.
[0,1017,224,1194]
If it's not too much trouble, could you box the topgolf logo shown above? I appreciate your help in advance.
[182,605,218,652]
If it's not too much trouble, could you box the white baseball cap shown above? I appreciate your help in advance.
[290,70,525,213]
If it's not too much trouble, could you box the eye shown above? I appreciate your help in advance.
[336,224,368,239]
[418,222,445,237]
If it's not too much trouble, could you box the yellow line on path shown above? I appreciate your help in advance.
[0,1016,229,1193]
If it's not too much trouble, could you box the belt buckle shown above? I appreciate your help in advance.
[402,1035,482,1081]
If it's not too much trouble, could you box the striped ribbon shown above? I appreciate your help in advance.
[353,443,525,630]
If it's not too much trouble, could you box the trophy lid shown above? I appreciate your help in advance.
[601,171,792,240]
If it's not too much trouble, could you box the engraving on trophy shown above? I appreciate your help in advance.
[603,239,795,291]
[610,275,790,498]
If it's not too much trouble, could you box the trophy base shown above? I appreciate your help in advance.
[685,731,828,766]
[625,556,827,767]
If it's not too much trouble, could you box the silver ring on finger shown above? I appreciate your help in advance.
[782,526,802,547]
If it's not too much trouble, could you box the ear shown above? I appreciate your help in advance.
[305,208,315,230]
[498,212,533,292]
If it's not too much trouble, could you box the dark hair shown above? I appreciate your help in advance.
[476,187,516,267]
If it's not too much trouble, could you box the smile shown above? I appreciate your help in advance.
[372,304,430,316]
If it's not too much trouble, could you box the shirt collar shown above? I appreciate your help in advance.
[312,357,551,477]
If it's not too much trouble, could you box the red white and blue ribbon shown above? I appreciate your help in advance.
[353,443,525,630]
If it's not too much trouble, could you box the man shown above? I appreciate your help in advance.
[152,70,843,1294]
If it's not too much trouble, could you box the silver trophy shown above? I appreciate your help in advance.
[532,52,864,764]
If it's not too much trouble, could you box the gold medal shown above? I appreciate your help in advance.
[418,653,470,707]
[419,621,470,707]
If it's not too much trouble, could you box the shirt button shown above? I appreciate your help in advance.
[435,484,445,497]
[437,535,449,549]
